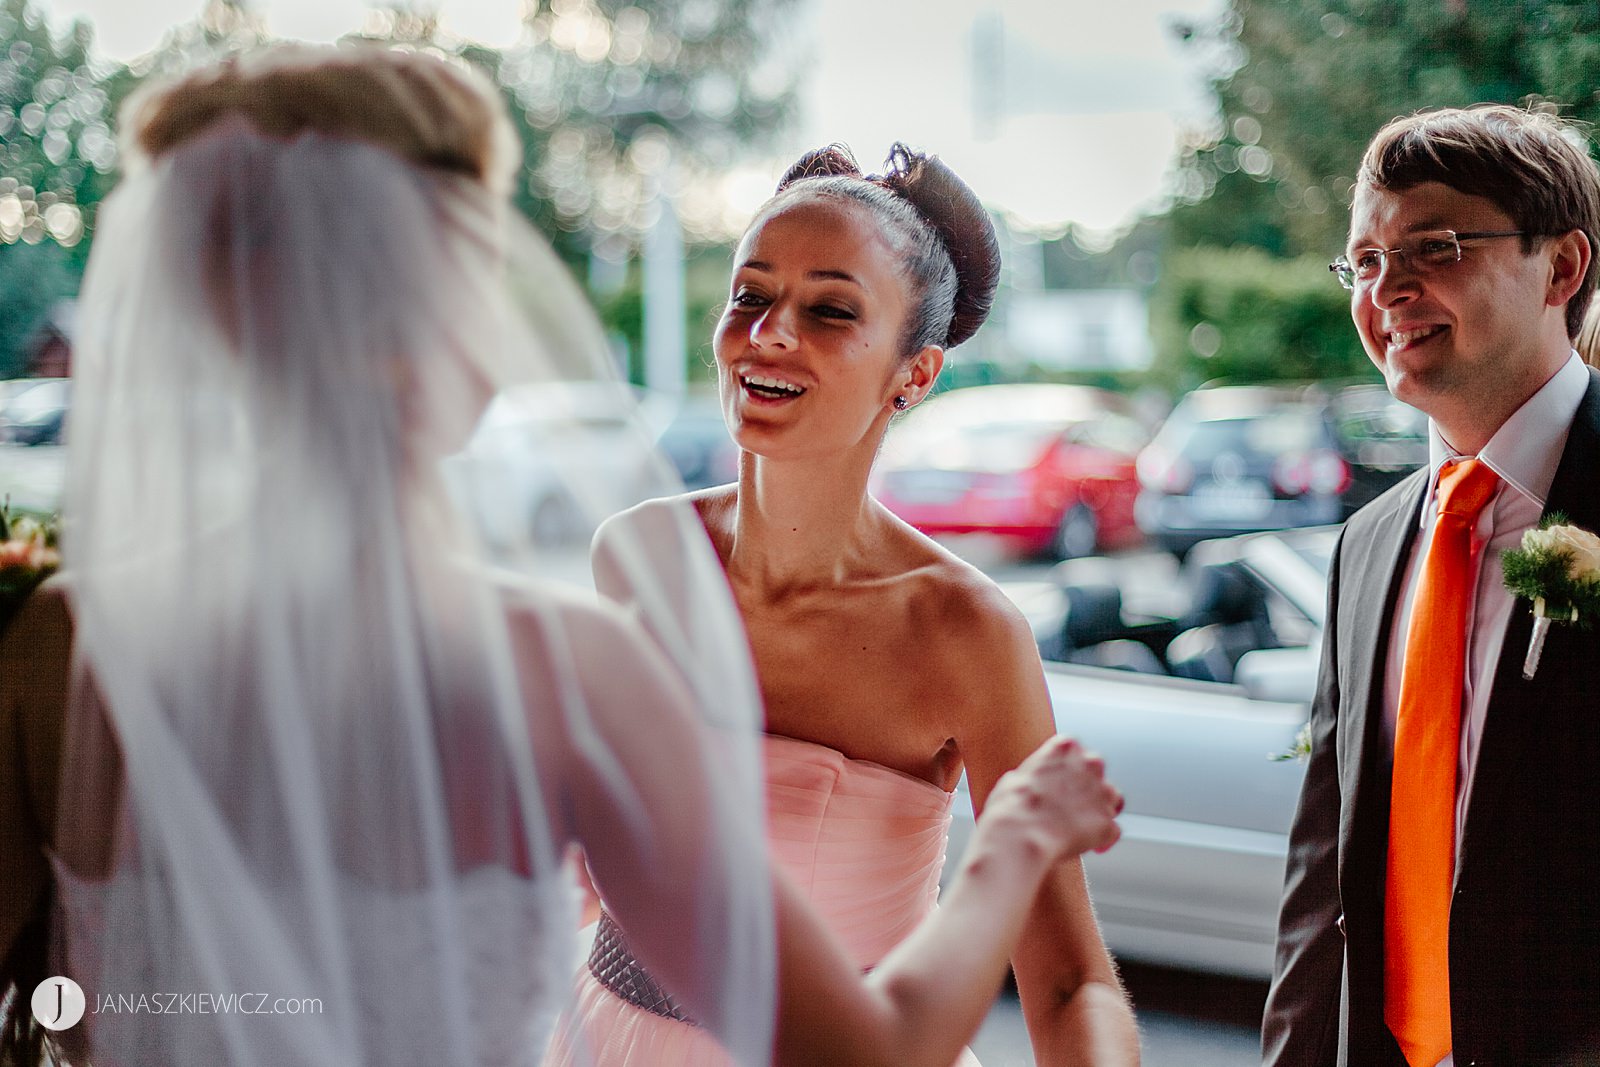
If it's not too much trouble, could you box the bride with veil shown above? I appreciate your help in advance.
[0,45,1123,1067]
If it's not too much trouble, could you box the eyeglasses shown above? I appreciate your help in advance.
[1329,229,1526,290]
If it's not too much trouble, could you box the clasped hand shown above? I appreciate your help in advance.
[982,736,1123,861]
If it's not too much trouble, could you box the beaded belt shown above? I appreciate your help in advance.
[587,912,699,1025]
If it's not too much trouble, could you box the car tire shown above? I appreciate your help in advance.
[1051,504,1099,561]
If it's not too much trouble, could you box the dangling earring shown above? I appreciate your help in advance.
[893,395,909,410]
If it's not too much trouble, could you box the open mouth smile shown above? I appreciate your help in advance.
[740,373,807,401]
[1385,324,1446,351]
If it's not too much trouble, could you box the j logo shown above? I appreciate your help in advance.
[31,976,86,1030]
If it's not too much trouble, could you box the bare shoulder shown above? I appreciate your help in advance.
[884,525,1036,664]
[878,529,1054,763]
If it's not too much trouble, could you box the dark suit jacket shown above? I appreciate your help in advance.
[1262,369,1600,1067]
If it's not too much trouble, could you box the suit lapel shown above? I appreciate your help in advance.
[1338,471,1427,910]
[1461,369,1600,862]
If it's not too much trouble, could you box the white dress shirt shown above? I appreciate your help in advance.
[1379,351,1591,1067]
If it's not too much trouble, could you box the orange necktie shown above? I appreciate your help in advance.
[1385,457,1500,1066]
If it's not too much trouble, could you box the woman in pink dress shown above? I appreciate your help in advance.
[0,52,1125,1067]
[550,145,1140,1066]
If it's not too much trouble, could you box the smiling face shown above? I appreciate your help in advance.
[1348,180,1581,450]
[714,196,939,462]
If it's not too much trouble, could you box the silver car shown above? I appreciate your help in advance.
[443,381,672,552]
[949,526,1335,979]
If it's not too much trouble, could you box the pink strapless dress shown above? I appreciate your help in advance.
[544,733,980,1066]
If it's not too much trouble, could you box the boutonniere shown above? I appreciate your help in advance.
[1269,721,1312,763]
[1500,514,1600,680]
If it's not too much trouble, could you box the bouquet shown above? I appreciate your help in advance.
[1500,515,1600,679]
[0,497,60,636]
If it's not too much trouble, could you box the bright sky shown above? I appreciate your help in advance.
[33,0,1224,235]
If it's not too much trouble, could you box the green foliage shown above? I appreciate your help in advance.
[1501,515,1600,628]
[0,0,126,258]
[0,0,136,368]
[0,0,116,254]
[1173,0,1600,258]
[0,0,799,378]
[594,242,734,385]
[124,0,269,81]
[1165,168,1292,257]
[1039,218,1166,289]
[1148,244,1375,393]
[1148,0,1600,396]
[0,237,73,376]
[482,0,798,262]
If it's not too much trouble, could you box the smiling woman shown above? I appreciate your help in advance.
[548,144,1139,1067]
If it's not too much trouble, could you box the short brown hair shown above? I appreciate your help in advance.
[1357,105,1600,339]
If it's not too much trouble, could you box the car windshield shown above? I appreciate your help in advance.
[887,418,1069,472]
[886,385,1125,471]
[8,380,68,417]
[1163,407,1327,461]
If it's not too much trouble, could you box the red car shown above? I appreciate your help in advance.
[873,384,1148,560]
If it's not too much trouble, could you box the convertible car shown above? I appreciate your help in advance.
[948,525,1335,979]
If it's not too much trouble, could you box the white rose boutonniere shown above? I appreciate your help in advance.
[1269,721,1312,763]
[1501,514,1600,679]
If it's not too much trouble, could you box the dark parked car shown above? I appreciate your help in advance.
[873,384,1148,560]
[1328,383,1430,512]
[1135,384,1424,556]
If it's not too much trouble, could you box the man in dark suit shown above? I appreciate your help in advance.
[1263,106,1600,1067]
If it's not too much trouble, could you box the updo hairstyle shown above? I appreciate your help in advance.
[770,143,1000,354]
[121,44,517,195]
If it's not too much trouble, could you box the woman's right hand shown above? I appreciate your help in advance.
[978,735,1122,863]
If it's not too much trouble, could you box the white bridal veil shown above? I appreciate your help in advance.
[50,50,772,1067]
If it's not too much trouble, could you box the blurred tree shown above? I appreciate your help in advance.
[1144,0,1600,392]
[1171,0,1600,258]
[0,0,129,375]
[1039,217,1168,291]
[126,0,269,79]
[489,0,799,262]
[594,242,733,386]
[0,0,798,378]
[1147,245,1374,393]
[0,235,73,377]
[349,0,800,370]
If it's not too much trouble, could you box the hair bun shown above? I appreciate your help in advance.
[775,144,862,191]
[770,141,1000,350]
[873,144,999,348]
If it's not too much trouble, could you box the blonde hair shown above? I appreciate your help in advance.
[120,45,518,196]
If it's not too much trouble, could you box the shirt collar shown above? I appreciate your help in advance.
[1422,349,1590,518]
